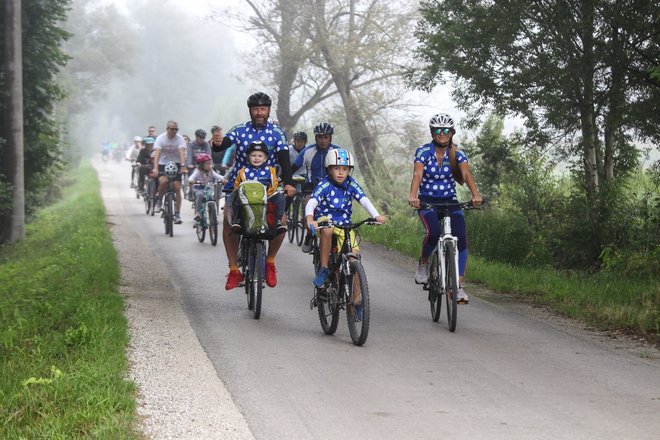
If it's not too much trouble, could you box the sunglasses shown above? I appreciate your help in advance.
[167,127,179,131]
[433,128,452,135]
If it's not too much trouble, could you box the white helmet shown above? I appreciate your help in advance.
[324,148,354,168]
[133,135,143,142]
[429,113,455,130]
[164,161,178,178]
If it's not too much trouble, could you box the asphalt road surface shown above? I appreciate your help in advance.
[97,159,659,440]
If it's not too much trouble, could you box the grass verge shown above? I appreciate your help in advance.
[0,162,139,438]
[356,207,659,343]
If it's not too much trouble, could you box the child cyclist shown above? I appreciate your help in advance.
[188,153,224,223]
[230,141,287,235]
[305,148,386,287]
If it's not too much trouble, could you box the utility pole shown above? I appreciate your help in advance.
[4,0,25,242]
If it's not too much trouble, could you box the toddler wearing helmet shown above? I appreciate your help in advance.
[305,148,386,288]
[188,153,224,222]
[230,141,287,236]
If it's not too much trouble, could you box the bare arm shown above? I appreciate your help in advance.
[408,162,424,208]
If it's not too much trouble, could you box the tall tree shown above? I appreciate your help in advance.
[411,0,660,203]
[3,0,24,242]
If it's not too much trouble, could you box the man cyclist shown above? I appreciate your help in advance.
[136,136,155,193]
[152,120,188,224]
[212,92,296,290]
[292,122,341,253]
[126,136,143,188]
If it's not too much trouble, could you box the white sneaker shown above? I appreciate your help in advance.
[456,285,469,304]
[414,261,428,284]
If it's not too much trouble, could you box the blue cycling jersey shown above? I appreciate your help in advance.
[310,175,366,225]
[223,121,288,191]
[414,142,468,200]
[293,144,340,184]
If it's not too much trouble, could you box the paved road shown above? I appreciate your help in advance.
[98,159,659,440]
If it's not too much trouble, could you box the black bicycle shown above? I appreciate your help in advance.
[238,227,273,320]
[309,218,380,346]
[286,175,307,245]
[419,201,477,332]
[143,166,156,216]
[161,162,178,237]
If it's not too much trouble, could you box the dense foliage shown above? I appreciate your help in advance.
[0,0,71,242]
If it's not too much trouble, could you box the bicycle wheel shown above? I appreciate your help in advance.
[317,287,340,336]
[165,193,174,237]
[241,239,254,310]
[445,245,459,332]
[253,241,264,320]
[147,180,156,216]
[195,214,206,243]
[428,252,442,322]
[208,203,218,246]
[287,201,295,243]
[295,197,306,246]
[345,260,370,346]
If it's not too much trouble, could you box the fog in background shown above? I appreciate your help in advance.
[67,0,255,150]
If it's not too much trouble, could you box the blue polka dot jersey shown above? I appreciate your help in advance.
[223,121,288,191]
[414,142,468,200]
[310,175,366,225]
[234,164,279,196]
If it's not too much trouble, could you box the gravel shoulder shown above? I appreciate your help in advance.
[98,164,255,440]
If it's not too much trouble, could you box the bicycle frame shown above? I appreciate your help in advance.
[438,214,459,295]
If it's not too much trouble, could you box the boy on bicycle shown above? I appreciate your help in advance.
[230,141,287,235]
[188,153,224,223]
[305,149,386,287]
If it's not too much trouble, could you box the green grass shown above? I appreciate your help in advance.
[355,206,660,342]
[0,162,139,438]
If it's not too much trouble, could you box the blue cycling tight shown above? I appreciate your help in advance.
[418,207,468,276]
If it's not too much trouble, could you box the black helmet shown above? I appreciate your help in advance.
[293,131,308,141]
[313,122,334,135]
[247,92,272,108]
[194,128,207,138]
[247,140,269,156]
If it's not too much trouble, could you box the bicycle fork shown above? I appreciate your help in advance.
[439,216,458,293]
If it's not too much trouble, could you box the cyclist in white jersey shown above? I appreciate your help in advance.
[152,120,188,224]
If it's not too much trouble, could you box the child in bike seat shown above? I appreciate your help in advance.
[305,148,386,287]
[188,153,224,222]
[230,141,286,234]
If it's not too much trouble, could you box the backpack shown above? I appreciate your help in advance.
[449,145,465,185]
[237,181,269,236]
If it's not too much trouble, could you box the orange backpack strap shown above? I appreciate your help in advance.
[449,145,465,185]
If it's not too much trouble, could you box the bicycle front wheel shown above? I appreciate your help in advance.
[253,241,264,319]
[287,200,295,243]
[345,260,370,346]
[208,203,218,246]
[428,252,442,322]
[445,245,459,332]
[167,193,174,237]
[195,218,206,243]
[241,239,254,310]
[295,197,306,246]
[148,180,156,216]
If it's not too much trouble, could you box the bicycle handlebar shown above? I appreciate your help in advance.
[310,217,382,236]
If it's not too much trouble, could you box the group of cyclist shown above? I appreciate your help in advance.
[122,91,482,305]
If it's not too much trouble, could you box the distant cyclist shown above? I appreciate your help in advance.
[289,131,308,174]
[136,136,155,193]
[186,128,212,174]
[126,136,143,188]
[188,153,224,223]
[408,113,482,304]
[152,120,188,224]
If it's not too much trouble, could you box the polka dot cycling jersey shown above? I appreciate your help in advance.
[223,120,288,191]
[414,142,468,199]
[234,165,279,196]
[310,176,366,225]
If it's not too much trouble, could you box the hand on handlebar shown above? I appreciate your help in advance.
[283,184,296,197]
[374,215,386,224]
[408,196,420,209]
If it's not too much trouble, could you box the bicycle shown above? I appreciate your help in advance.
[131,162,141,198]
[419,201,477,332]
[309,218,380,346]
[143,166,157,216]
[192,181,219,246]
[237,211,275,320]
[161,161,178,237]
[286,175,307,245]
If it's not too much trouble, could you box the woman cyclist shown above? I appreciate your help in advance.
[408,113,482,304]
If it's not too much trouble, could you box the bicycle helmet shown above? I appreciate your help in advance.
[133,136,143,142]
[429,113,455,131]
[247,92,272,108]
[247,140,269,156]
[143,136,155,145]
[195,153,212,164]
[313,122,334,136]
[164,161,178,177]
[324,148,354,168]
[293,131,308,141]
[194,128,207,138]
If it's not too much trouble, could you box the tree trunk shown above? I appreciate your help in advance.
[579,0,598,202]
[603,19,625,183]
[3,0,25,243]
